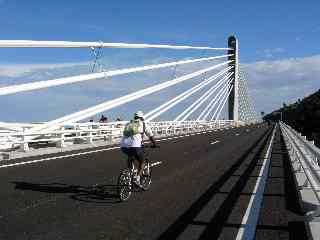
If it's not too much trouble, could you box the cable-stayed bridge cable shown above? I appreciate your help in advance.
[31,61,232,132]
[205,80,232,121]
[144,67,232,121]
[173,74,232,123]
[212,85,234,120]
[0,55,232,96]
[210,84,233,121]
[197,76,233,120]
[0,40,232,51]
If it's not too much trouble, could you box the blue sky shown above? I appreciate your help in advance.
[0,0,320,122]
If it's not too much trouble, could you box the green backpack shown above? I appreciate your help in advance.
[123,120,141,137]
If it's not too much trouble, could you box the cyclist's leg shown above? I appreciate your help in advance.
[133,147,145,177]
[121,147,134,168]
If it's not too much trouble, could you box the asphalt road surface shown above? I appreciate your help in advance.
[0,123,304,239]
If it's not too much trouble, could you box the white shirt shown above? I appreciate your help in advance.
[120,119,153,148]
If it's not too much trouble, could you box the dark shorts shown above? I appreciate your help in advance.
[121,147,144,167]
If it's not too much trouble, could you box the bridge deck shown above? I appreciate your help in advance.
[0,124,308,239]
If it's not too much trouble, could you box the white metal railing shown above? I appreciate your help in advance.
[0,120,238,153]
[280,121,320,219]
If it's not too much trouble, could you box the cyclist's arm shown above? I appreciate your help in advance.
[144,122,157,147]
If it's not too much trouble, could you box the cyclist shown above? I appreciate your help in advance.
[120,111,157,187]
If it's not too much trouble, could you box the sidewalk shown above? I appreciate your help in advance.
[255,126,308,239]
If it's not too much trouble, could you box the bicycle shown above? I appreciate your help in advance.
[117,145,155,201]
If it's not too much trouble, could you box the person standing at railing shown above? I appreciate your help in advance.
[99,115,108,123]
[120,111,157,187]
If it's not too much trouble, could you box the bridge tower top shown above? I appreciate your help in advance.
[228,36,239,121]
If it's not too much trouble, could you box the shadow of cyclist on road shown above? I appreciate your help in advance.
[12,181,120,204]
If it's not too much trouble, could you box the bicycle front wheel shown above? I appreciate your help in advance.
[117,169,132,201]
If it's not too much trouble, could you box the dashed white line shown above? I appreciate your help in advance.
[151,161,162,167]
[0,146,120,169]
[210,140,220,145]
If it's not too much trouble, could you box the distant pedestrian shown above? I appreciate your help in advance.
[99,115,108,123]
[116,117,122,127]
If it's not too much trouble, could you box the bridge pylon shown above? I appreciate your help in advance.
[227,36,239,122]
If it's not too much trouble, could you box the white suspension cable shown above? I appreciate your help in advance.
[144,67,232,121]
[197,77,233,120]
[197,83,228,121]
[213,85,234,121]
[0,54,233,96]
[179,78,232,122]
[210,84,233,121]
[0,40,232,51]
[32,61,232,132]
[204,81,232,121]
[210,84,231,121]
[173,73,231,123]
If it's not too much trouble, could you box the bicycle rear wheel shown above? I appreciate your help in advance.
[141,160,152,191]
[117,169,132,201]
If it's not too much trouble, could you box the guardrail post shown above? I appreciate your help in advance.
[75,125,81,144]
[86,125,93,144]
[56,127,65,148]
[19,131,29,152]
[109,130,114,143]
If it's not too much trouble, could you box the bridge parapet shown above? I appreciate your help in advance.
[0,120,243,159]
[280,121,320,239]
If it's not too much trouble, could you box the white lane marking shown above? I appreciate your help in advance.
[210,140,220,145]
[178,136,184,138]
[151,161,162,167]
[185,134,190,137]
[0,146,120,169]
[235,125,277,240]
[235,133,240,136]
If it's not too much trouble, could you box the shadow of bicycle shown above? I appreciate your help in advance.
[12,181,121,204]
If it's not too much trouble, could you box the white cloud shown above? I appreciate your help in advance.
[243,54,320,113]
[256,48,285,58]
[0,62,90,78]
